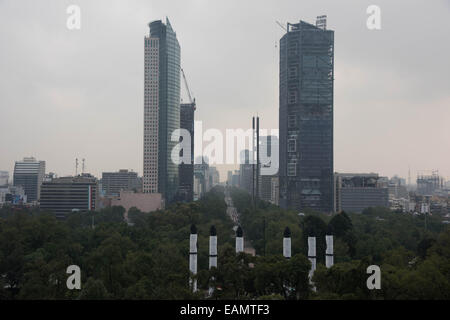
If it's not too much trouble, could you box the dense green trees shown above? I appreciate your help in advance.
[0,186,449,299]
[229,187,450,300]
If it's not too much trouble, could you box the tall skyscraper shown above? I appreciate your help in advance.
[13,157,45,203]
[143,18,181,204]
[279,18,334,213]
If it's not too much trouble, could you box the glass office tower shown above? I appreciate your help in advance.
[279,19,334,213]
[144,18,181,203]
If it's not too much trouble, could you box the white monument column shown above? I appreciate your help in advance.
[189,224,198,292]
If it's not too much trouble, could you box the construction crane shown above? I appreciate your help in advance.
[181,68,196,109]
[276,20,287,31]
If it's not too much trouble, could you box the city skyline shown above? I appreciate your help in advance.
[1,0,449,182]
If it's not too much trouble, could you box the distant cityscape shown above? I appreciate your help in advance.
[0,16,449,222]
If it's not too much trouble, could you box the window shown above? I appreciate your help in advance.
[288,139,296,152]
[287,161,297,177]
[288,66,298,79]
[288,114,296,128]
[288,91,297,104]
[288,42,298,56]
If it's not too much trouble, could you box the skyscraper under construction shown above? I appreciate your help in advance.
[279,17,334,213]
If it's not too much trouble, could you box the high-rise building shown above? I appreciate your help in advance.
[239,149,253,195]
[101,170,140,197]
[178,102,195,202]
[40,174,98,219]
[13,157,45,203]
[231,170,240,187]
[143,18,181,204]
[208,166,220,188]
[271,176,279,205]
[279,18,334,213]
[193,156,209,200]
[259,135,279,202]
[227,171,233,185]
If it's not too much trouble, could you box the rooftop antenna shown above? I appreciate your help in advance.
[408,165,411,186]
[82,159,85,174]
[75,158,78,176]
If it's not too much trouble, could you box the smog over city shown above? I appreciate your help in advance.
[0,0,449,315]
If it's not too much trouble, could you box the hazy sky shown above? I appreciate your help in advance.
[0,0,449,182]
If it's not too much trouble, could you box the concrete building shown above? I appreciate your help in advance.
[193,157,210,200]
[279,18,334,213]
[40,174,98,219]
[0,171,9,186]
[231,170,240,187]
[239,149,253,195]
[111,191,163,218]
[143,18,181,204]
[101,170,140,197]
[271,176,279,205]
[13,157,45,203]
[335,173,389,213]
[209,167,220,188]
[259,135,279,202]
[0,185,26,205]
[178,102,196,202]
[227,171,233,185]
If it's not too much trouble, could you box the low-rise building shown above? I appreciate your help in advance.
[0,171,9,186]
[111,191,163,219]
[101,169,140,197]
[335,173,389,213]
[0,185,26,205]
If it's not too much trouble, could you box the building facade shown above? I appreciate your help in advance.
[143,18,181,204]
[335,173,389,213]
[417,171,444,196]
[178,102,195,202]
[239,149,253,195]
[208,166,220,188]
[193,157,209,200]
[279,19,334,213]
[13,157,45,203]
[0,185,26,205]
[102,170,140,197]
[0,171,9,186]
[40,174,98,219]
[259,135,279,202]
[111,191,163,218]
